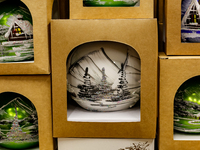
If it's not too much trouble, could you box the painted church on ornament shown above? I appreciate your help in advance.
[182,0,200,28]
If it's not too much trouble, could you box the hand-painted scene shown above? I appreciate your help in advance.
[83,0,140,7]
[118,142,150,150]
[174,76,200,134]
[181,0,200,42]
[0,0,34,62]
[67,41,141,112]
[0,92,39,149]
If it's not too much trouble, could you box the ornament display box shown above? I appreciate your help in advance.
[0,0,54,75]
[51,19,158,138]
[164,0,200,55]
[69,0,153,19]
[57,138,155,150]
[0,75,53,150]
[159,52,200,150]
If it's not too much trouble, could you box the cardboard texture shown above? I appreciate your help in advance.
[165,0,200,55]
[70,0,154,19]
[0,75,53,150]
[58,138,155,150]
[159,52,200,150]
[0,0,54,75]
[51,19,158,138]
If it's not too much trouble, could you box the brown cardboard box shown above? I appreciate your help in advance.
[0,75,53,150]
[58,138,155,150]
[0,0,54,75]
[164,0,200,55]
[159,52,200,150]
[51,19,158,138]
[70,0,154,19]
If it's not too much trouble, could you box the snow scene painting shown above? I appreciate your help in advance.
[0,0,34,62]
[181,0,200,42]
[174,76,200,134]
[83,0,140,7]
[0,92,39,149]
[118,141,150,150]
[67,41,141,112]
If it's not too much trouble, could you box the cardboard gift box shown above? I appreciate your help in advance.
[51,19,158,138]
[0,75,53,150]
[164,0,200,55]
[58,138,155,150]
[70,0,154,19]
[159,52,200,150]
[0,0,55,75]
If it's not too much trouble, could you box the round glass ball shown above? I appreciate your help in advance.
[67,41,141,112]
[174,76,200,133]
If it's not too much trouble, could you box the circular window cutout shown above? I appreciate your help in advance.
[174,76,200,133]
[0,92,39,149]
[83,0,140,7]
[0,0,34,63]
[67,41,141,112]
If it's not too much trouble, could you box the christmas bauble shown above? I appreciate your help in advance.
[83,0,139,7]
[67,41,141,111]
[174,76,200,133]
[0,92,39,149]
[181,0,200,42]
[0,0,34,62]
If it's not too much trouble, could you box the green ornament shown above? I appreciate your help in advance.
[0,0,34,63]
[83,0,139,7]
[174,76,200,133]
[0,92,39,149]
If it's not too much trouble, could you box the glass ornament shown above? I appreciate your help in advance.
[174,76,200,133]
[67,41,141,112]
[83,0,140,7]
[0,0,34,62]
[0,92,39,149]
[181,0,200,42]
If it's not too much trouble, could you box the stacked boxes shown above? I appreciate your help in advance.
[51,0,158,149]
[0,0,54,150]
[0,0,159,149]
[159,0,200,149]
